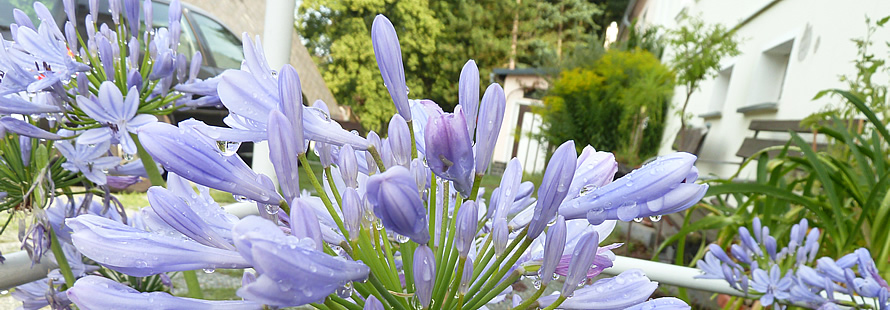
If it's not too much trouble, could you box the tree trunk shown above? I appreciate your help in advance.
[509,0,521,69]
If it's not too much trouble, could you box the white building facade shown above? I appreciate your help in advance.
[635,0,890,178]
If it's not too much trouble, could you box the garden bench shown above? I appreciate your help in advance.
[735,119,828,161]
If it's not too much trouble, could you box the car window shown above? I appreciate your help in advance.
[188,12,242,69]
[0,1,66,38]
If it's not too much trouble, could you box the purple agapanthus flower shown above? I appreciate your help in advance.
[232,216,370,307]
[538,269,662,309]
[751,264,794,306]
[68,276,260,309]
[55,139,119,185]
[76,82,157,154]
[12,23,89,92]
[67,214,250,277]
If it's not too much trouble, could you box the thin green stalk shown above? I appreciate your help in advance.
[299,154,348,238]
[428,174,438,252]
[464,231,530,308]
[470,235,493,281]
[324,297,347,310]
[368,146,387,172]
[324,167,343,207]
[379,227,399,280]
[357,228,400,290]
[465,269,523,310]
[441,257,467,310]
[369,274,409,310]
[433,197,463,309]
[402,241,417,293]
[468,174,484,201]
[131,133,165,186]
[407,120,418,159]
[330,296,362,310]
[436,181,451,264]
[48,226,75,289]
[541,295,567,310]
[511,284,547,310]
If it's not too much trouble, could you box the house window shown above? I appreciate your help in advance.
[749,39,793,107]
[706,66,733,116]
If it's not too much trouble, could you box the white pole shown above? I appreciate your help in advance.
[0,251,57,290]
[603,255,746,297]
[252,0,297,183]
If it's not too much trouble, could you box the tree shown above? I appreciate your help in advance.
[298,0,443,131]
[666,13,741,131]
[538,49,675,165]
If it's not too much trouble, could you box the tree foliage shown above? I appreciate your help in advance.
[298,0,605,131]
[666,13,741,128]
[539,49,675,165]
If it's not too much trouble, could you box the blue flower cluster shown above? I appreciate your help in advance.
[699,218,890,309]
[0,1,716,309]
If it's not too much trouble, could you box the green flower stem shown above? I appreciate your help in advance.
[324,167,343,207]
[468,174,484,201]
[131,134,165,187]
[368,146,387,172]
[511,284,547,310]
[541,295,567,310]
[407,120,418,159]
[369,273,409,310]
[465,269,523,310]
[312,302,331,310]
[432,197,463,309]
[441,256,467,310]
[435,181,451,264]
[463,229,530,308]
[132,134,204,298]
[330,296,362,310]
[299,154,348,239]
[48,226,75,289]
[428,174,438,252]
[378,227,400,281]
[324,297,347,310]
[402,241,417,293]
[357,228,399,290]
[470,235,493,280]
[370,228,396,282]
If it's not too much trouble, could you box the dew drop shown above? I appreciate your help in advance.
[578,184,598,197]
[0,290,7,295]
[616,202,639,221]
[649,215,662,222]
[203,268,215,274]
[217,141,241,156]
[633,217,643,223]
[533,278,542,289]
[233,194,250,203]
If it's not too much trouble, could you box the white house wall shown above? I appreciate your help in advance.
[491,75,550,174]
[644,0,890,179]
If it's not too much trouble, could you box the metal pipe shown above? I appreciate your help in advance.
[601,255,747,297]
[0,251,57,290]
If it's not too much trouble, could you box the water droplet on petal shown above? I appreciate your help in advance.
[203,268,215,274]
[217,141,241,156]
[649,215,662,222]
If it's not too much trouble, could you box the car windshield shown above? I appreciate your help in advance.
[0,1,66,37]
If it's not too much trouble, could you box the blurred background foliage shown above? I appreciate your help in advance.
[297,0,627,131]
[537,47,674,166]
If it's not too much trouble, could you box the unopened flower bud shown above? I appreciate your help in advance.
[541,215,566,287]
[454,200,478,258]
[413,245,435,308]
[367,166,429,244]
